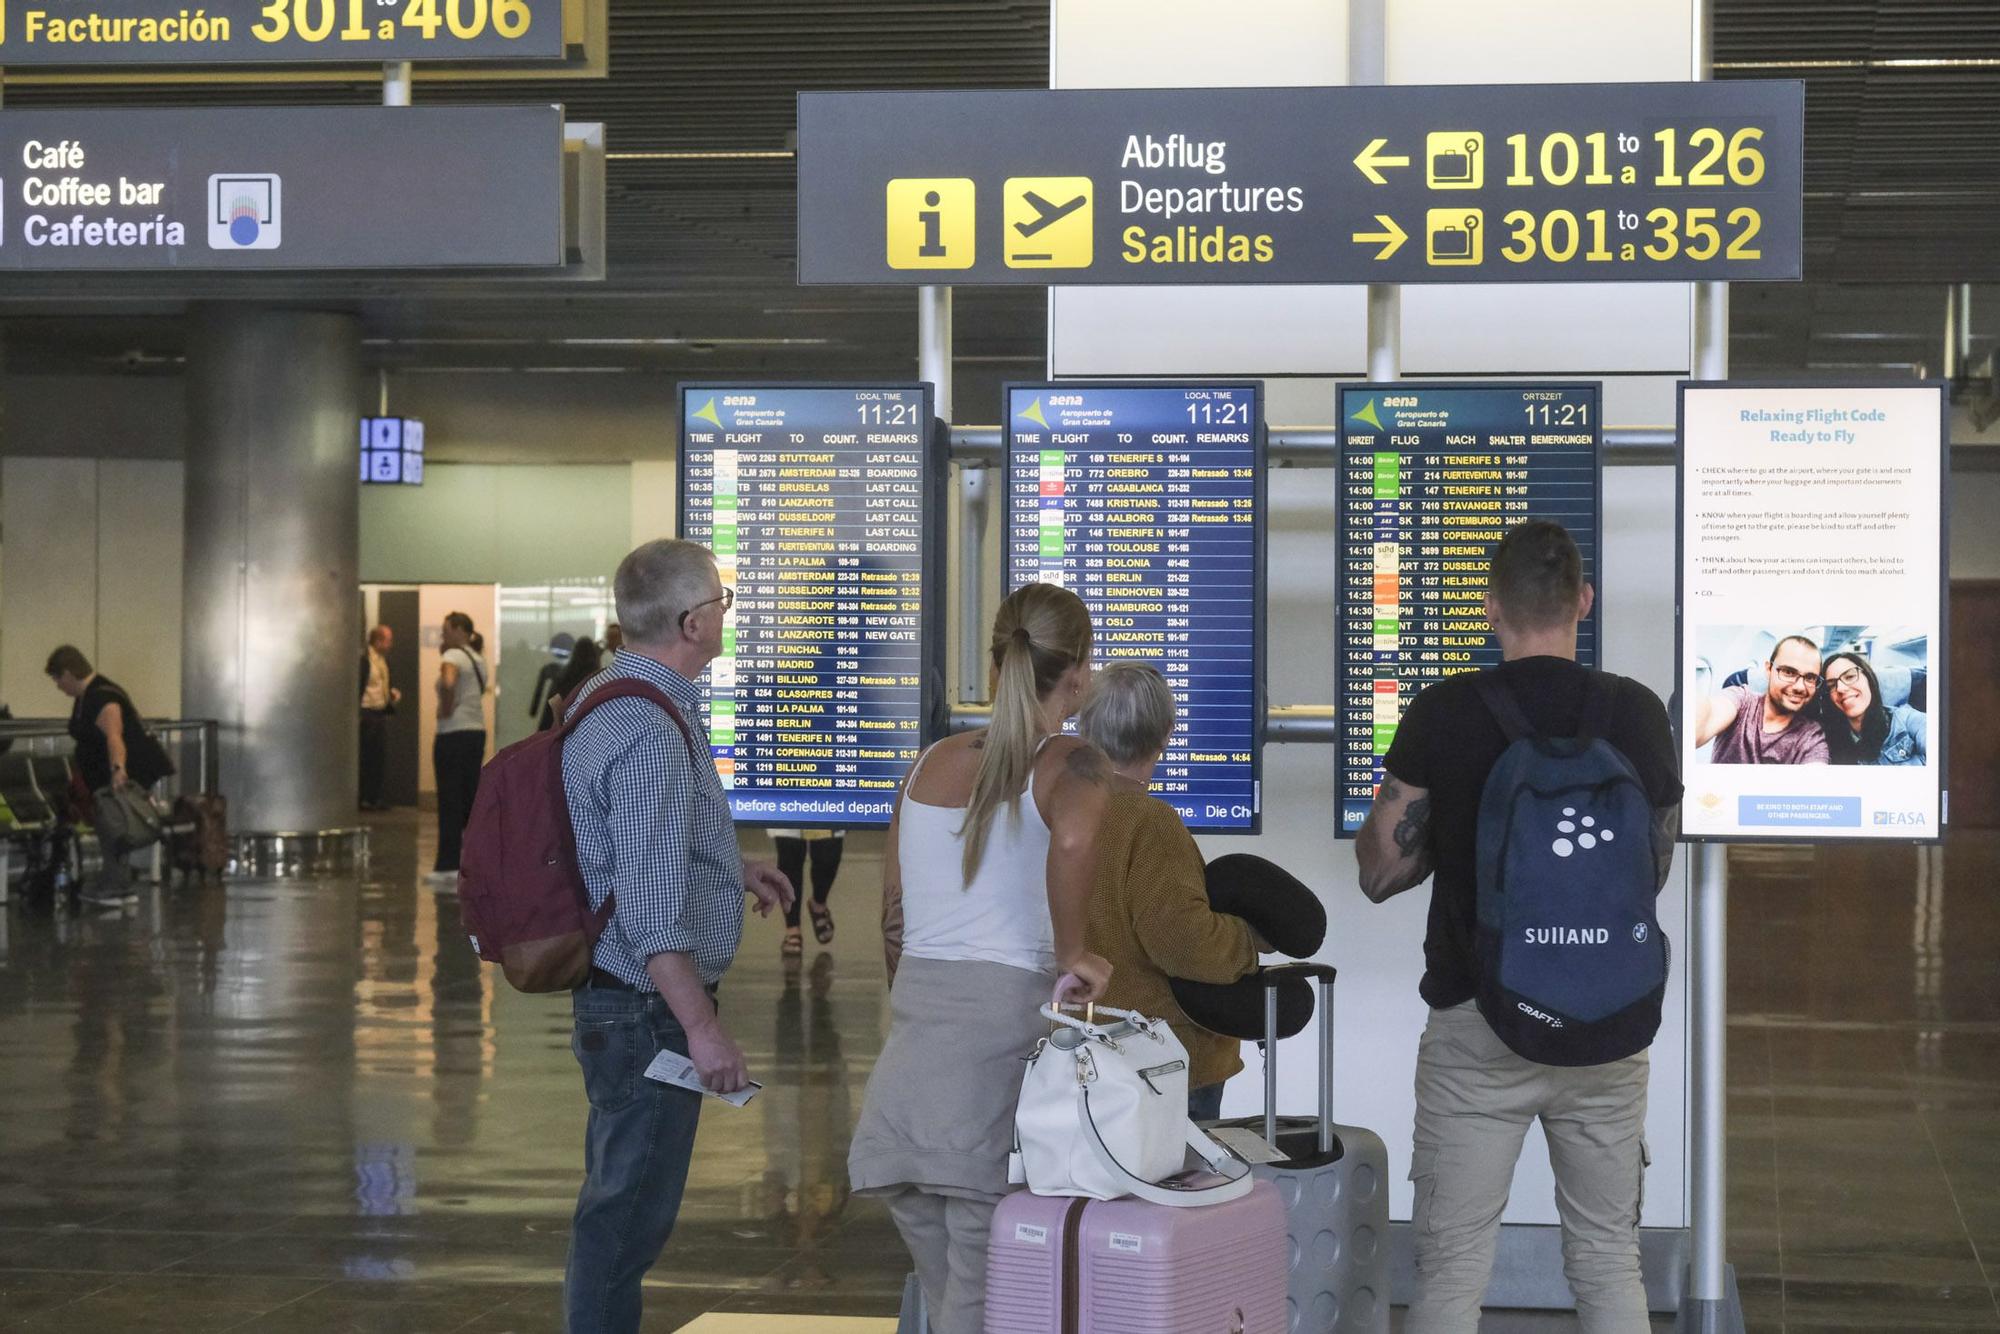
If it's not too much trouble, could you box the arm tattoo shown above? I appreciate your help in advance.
[1394,795,1432,857]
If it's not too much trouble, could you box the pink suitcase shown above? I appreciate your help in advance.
[985,1178,1289,1334]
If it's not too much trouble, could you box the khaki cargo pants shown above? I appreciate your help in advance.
[1406,1001,1652,1334]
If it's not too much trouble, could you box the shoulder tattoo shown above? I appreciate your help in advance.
[1063,742,1111,787]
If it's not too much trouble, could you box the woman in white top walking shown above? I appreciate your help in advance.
[848,582,1114,1334]
[431,611,489,881]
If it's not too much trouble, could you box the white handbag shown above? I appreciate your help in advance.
[1010,983,1252,1207]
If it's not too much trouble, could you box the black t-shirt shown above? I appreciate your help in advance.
[1382,657,1683,1010]
[67,676,161,791]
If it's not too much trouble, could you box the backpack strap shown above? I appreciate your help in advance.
[1473,671,1537,743]
[1577,672,1617,744]
[560,678,699,761]
[558,678,706,933]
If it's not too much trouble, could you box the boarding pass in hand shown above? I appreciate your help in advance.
[643,1049,761,1107]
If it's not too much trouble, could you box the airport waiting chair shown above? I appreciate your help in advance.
[0,751,68,906]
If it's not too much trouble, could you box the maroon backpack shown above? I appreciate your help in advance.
[457,679,698,993]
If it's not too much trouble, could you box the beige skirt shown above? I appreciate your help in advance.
[848,955,1056,1202]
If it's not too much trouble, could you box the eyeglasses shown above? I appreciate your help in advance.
[678,587,735,630]
[1826,666,1866,691]
[1771,664,1821,689]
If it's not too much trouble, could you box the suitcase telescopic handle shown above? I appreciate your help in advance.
[1249,963,1337,1156]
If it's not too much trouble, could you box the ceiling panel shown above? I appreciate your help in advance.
[0,0,1988,398]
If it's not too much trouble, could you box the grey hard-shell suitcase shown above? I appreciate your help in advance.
[1212,962,1391,1334]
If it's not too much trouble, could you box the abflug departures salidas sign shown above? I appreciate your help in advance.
[797,81,1804,285]
[0,106,565,270]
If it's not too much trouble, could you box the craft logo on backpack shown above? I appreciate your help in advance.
[1472,672,1668,1066]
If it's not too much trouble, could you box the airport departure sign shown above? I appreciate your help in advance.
[1336,384,1603,835]
[0,0,564,64]
[1004,383,1264,833]
[0,106,563,269]
[678,385,944,827]
[797,82,1803,285]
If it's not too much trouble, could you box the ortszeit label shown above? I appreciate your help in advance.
[0,106,563,269]
[0,0,564,64]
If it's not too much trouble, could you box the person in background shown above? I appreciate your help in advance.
[849,583,1113,1334]
[359,625,402,812]
[46,645,173,906]
[538,637,606,732]
[528,632,576,723]
[1357,520,1681,1334]
[1076,660,1261,1121]
[605,623,624,655]
[772,828,844,958]
[430,611,489,884]
[1818,651,1928,767]
[1695,634,1829,765]
[559,539,793,1334]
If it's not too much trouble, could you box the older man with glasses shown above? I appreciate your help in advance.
[558,539,793,1334]
[1694,633,1831,765]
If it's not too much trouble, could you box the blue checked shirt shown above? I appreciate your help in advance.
[562,650,744,988]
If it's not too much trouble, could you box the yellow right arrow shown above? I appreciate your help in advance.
[1353,137,1412,185]
[1352,215,1408,260]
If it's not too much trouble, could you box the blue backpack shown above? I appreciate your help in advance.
[1472,672,1667,1066]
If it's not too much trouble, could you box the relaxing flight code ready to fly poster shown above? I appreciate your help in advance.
[1677,382,1947,841]
[1003,382,1265,833]
[677,384,946,827]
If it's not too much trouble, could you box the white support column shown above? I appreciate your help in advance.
[1352,0,1400,382]
[383,61,412,107]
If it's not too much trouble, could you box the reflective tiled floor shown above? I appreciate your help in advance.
[1,812,1995,1332]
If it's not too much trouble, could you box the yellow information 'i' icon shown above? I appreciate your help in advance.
[1426,209,1483,266]
[1003,177,1093,268]
[885,178,975,270]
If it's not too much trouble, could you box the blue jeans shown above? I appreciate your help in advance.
[1187,1083,1226,1122]
[563,981,705,1334]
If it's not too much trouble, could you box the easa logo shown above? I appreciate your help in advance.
[1872,810,1926,827]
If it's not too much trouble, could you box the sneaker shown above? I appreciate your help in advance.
[425,870,459,890]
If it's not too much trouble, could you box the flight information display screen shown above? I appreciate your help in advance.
[1335,383,1602,835]
[1004,383,1264,833]
[678,384,943,827]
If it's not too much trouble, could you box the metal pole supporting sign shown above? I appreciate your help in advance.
[1679,10,1746,1319]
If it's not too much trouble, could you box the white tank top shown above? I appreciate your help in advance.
[896,738,1056,975]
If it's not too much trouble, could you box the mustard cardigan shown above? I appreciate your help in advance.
[1085,786,1258,1089]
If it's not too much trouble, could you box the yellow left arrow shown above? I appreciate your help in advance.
[1354,138,1412,185]
[1352,215,1408,260]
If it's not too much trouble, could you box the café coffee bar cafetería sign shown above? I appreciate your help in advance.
[0,106,565,269]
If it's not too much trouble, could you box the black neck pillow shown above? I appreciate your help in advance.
[1203,853,1326,959]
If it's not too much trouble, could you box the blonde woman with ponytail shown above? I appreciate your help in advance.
[848,582,1114,1334]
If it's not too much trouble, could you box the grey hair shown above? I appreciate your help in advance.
[615,539,720,645]
[1077,660,1176,766]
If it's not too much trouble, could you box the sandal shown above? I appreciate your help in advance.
[782,929,804,958]
[808,901,835,946]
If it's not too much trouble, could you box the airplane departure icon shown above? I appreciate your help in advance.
[1015,191,1086,235]
[1004,177,1093,268]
